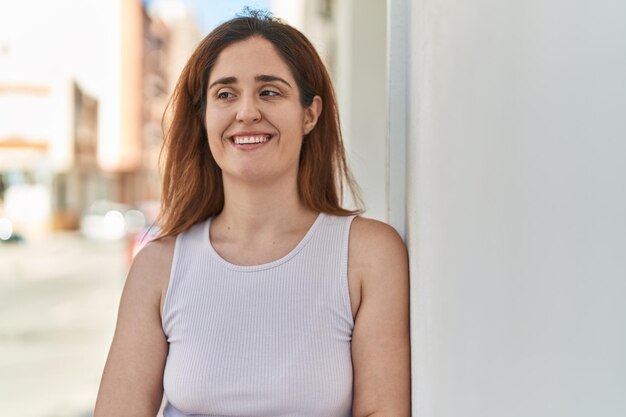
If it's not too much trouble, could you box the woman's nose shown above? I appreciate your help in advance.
[236,95,261,123]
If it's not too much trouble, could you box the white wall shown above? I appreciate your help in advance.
[407,1,626,416]
[335,0,387,220]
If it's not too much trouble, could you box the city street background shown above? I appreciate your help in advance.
[0,1,267,415]
[0,234,126,417]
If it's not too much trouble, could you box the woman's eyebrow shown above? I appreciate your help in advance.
[255,75,292,88]
[208,76,237,89]
[208,75,292,90]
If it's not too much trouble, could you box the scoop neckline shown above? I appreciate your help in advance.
[203,212,325,272]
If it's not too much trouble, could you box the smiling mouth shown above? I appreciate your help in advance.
[231,135,271,145]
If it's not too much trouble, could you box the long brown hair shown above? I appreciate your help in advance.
[158,9,362,238]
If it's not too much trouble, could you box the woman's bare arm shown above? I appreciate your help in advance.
[349,217,411,417]
[94,237,175,417]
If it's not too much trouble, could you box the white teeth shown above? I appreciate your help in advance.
[233,135,269,145]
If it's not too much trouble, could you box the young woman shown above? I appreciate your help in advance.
[95,10,409,417]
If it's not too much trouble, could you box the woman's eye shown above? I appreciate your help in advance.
[217,91,234,99]
[260,90,280,97]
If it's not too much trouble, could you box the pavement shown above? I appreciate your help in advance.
[0,233,128,417]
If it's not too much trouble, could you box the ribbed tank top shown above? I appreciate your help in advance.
[161,213,355,417]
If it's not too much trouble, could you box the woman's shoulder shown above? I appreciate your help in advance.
[125,236,177,306]
[348,216,407,279]
[349,216,406,255]
[132,235,176,273]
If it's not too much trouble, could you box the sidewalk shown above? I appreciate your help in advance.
[0,233,127,417]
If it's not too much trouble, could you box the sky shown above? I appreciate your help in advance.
[144,0,271,34]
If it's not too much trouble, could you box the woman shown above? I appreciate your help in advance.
[95,10,409,417]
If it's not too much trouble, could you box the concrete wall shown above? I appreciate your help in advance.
[334,0,388,219]
[406,0,626,416]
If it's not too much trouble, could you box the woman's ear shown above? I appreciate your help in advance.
[303,96,322,135]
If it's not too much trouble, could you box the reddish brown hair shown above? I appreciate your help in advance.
[158,10,362,238]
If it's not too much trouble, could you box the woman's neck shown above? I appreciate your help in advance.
[209,178,319,266]
[214,175,318,239]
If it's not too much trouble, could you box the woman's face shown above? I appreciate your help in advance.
[205,36,321,186]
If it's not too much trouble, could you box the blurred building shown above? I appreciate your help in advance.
[146,0,201,90]
[0,72,103,237]
[0,0,202,239]
[142,0,202,206]
[59,82,101,229]
[141,10,171,205]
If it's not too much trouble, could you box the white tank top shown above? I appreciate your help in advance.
[161,213,355,417]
